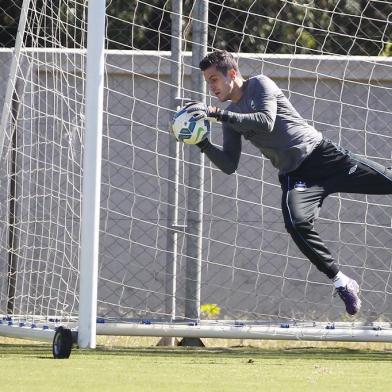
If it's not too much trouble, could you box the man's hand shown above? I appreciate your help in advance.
[183,101,222,123]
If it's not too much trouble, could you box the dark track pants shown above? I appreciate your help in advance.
[279,138,392,279]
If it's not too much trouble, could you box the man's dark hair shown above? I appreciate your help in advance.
[199,50,239,75]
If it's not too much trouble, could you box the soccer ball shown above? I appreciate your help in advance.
[171,107,210,144]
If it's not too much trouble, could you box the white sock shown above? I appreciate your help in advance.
[332,271,350,288]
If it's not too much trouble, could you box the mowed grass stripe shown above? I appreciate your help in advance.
[0,342,392,392]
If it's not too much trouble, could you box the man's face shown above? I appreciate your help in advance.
[202,65,235,102]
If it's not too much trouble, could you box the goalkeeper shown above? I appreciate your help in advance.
[181,49,392,316]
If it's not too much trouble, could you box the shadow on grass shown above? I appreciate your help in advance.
[1,343,391,362]
[93,346,392,362]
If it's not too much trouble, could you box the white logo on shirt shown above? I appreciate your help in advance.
[294,181,306,191]
[349,165,357,175]
[250,99,256,111]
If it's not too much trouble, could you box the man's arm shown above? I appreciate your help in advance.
[186,77,278,134]
[197,122,241,175]
[212,104,276,133]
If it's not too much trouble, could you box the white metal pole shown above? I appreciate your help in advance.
[164,0,183,342]
[78,0,106,349]
[95,323,392,343]
[184,0,208,335]
[0,0,30,153]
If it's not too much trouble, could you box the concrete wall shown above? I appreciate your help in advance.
[1,50,392,323]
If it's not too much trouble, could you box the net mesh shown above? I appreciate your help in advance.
[0,1,392,331]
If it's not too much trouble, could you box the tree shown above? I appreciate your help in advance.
[0,0,21,48]
[207,0,392,55]
[0,0,391,55]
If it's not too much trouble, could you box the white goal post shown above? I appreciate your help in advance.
[1,0,392,353]
[77,0,105,350]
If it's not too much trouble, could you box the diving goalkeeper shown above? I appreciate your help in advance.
[179,49,392,315]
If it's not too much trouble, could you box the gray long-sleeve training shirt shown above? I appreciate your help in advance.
[202,75,322,175]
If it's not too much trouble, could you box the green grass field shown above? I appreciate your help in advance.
[1,337,391,391]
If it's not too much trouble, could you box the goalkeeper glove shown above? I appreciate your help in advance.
[196,138,210,153]
[183,101,223,123]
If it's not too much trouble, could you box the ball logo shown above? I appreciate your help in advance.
[294,181,306,191]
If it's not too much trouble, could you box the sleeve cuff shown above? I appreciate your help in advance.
[196,138,210,152]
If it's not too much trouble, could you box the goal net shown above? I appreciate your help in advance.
[1,0,392,344]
